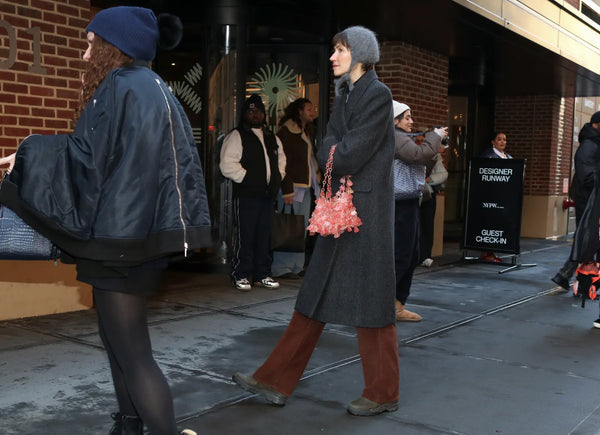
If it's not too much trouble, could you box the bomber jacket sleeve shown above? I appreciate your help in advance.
[219,130,247,183]
[2,132,103,240]
[0,75,117,240]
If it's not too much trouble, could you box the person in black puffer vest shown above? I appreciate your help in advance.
[220,95,286,291]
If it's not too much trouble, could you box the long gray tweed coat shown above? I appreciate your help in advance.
[295,69,396,328]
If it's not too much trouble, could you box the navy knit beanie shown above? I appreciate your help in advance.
[243,94,266,113]
[86,6,159,62]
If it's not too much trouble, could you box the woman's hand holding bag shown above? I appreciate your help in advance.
[307,144,362,238]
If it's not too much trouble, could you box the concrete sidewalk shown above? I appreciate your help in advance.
[2,238,600,435]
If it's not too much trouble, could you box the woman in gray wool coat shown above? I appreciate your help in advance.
[233,25,399,417]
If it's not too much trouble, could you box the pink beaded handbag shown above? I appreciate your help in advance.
[307,144,362,238]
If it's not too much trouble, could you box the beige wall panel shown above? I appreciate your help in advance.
[452,0,504,25]
[0,283,92,320]
[558,32,600,74]
[454,1,600,75]
[519,0,560,23]
[0,261,92,320]
[521,195,568,238]
[559,8,600,47]
[504,2,560,49]
[559,7,600,47]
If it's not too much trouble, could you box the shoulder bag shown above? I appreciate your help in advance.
[307,144,362,238]
[0,172,60,260]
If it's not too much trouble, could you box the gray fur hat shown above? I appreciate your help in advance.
[334,25,380,95]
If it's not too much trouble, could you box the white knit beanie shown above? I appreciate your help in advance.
[393,101,410,119]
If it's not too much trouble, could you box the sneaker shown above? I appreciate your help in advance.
[594,318,600,329]
[421,258,434,267]
[234,278,252,291]
[254,277,280,289]
[181,430,197,435]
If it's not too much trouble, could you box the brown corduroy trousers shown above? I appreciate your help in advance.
[253,310,400,403]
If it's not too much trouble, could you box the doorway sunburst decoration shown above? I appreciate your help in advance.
[249,63,302,119]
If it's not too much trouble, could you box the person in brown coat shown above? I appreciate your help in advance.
[272,98,319,279]
[233,25,399,417]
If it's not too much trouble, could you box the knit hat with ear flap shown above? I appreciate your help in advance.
[344,26,380,68]
[334,25,380,95]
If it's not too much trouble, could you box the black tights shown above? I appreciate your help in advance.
[94,288,178,435]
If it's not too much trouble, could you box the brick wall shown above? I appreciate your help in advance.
[377,41,449,130]
[565,0,580,10]
[494,95,574,196]
[0,0,89,156]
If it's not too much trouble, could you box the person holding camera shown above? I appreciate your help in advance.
[392,101,447,321]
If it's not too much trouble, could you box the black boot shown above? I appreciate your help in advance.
[109,412,143,435]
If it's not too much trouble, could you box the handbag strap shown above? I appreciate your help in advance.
[279,203,295,215]
[320,144,337,199]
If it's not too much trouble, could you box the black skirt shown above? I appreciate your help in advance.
[76,257,169,296]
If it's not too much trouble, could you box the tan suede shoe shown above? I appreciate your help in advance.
[395,301,422,322]
[347,396,399,416]
[232,372,287,406]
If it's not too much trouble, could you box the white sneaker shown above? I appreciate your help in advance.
[181,430,197,435]
[254,277,280,289]
[421,258,434,267]
[234,278,251,291]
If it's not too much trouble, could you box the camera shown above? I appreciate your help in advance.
[434,126,450,146]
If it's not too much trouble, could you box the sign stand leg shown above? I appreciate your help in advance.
[498,255,536,274]
[462,252,536,274]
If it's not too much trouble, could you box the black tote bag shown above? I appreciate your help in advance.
[271,204,306,252]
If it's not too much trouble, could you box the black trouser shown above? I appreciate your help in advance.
[231,196,274,282]
[419,194,436,262]
[394,198,420,304]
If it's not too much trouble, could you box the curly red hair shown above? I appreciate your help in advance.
[74,35,133,123]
